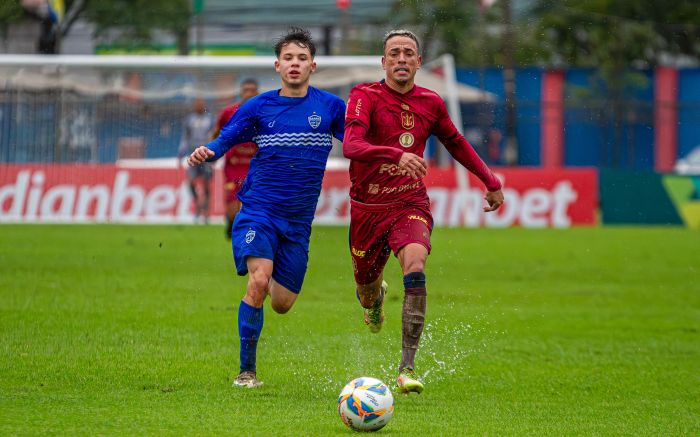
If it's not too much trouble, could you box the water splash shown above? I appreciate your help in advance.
[416,315,498,385]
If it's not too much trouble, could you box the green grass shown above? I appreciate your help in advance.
[1,225,699,435]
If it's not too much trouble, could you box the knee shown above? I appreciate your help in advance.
[403,259,425,275]
[245,270,270,307]
[270,300,292,314]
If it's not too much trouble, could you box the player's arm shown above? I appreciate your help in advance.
[433,102,504,211]
[343,87,426,178]
[344,123,426,179]
[331,98,347,142]
[189,103,256,166]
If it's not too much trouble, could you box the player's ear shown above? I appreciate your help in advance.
[381,56,386,71]
[274,59,281,73]
[310,61,317,73]
[417,55,422,69]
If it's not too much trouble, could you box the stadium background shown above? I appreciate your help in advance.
[0,1,699,435]
[1,1,698,228]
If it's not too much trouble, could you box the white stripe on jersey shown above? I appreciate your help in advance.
[253,132,332,148]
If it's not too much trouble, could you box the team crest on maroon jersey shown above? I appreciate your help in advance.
[401,111,414,130]
[399,132,414,148]
[401,103,409,110]
[308,113,321,129]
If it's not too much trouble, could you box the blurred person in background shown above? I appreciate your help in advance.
[178,97,216,224]
[343,29,504,394]
[213,79,260,239]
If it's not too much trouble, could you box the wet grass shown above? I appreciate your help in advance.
[1,225,699,435]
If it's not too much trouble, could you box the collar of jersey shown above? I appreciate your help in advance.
[380,79,417,98]
[274,88,312,103]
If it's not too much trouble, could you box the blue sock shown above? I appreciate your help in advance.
[238,300,263,373]
[403,272,427,296]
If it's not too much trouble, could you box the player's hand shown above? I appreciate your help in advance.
[398,153,427,179]
[188,146,215,166]
[484,189,504,212]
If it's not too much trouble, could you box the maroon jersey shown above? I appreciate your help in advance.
[344,81,501,205]
[217,103,258,180]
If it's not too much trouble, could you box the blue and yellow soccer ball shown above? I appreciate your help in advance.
[337,377,394,432]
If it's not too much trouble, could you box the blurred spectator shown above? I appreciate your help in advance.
[178,98,215,224]
[213,79,260,239]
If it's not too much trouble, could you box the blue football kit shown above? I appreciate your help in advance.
[206,87,346,293]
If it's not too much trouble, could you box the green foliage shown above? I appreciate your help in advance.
[1,225,699,434]
[0,0,191,53]
[85,0,190,46]
[390,0,480,64]
[527,0,700,154]
[0,1,24,35]
[532,0,700,68]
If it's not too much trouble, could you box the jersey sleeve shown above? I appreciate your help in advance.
[343,86,403,163]
[206,100,257,161]
[432,101,502,192]
[331,97,346,142]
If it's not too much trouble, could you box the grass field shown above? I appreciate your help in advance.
[1,224,699,435]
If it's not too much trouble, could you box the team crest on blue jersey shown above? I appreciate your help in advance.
[245,229,256,244]
[308,113,321,129]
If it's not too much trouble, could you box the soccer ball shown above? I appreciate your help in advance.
[337,377,394,432]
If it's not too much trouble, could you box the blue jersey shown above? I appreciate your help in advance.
[207,87,345,222]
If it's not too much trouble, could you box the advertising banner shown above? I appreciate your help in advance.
[0,164,598,227]
[600,169,700,228]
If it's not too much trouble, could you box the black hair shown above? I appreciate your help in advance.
[241,78,259,87]
[274,27,316,58]
[383,29,421,53]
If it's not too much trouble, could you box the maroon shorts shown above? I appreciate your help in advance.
[349,199,433,285]
[223,178,245,203]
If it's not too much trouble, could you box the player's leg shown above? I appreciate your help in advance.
[230,209,278,388]
[356,262,389,333]
[235,256,272,388]
[201,166,213,224]
[268,279,299,314]
[267,220,308,314]
[349,207,391,333]
[389,209,432,394]
[350,233,391,333]
[186,167,199,222]
[395,243,428,394]
[223,179,238,239]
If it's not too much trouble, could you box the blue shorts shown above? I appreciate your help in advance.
[231,207,312,294]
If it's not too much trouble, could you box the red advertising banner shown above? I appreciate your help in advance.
[318,167,598,227]
[0,164,597,227]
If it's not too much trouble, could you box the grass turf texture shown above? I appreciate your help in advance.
[1,225,698,435]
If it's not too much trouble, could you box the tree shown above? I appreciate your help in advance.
[389,0,480,64]
[1,0,191,55]
[531,0,700,167]
[0,2,24,38]
[85,0,191,55]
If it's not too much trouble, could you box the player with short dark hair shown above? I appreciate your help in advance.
[188,27,346,389]
[343,29,504,394]
[213,78,260,239]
